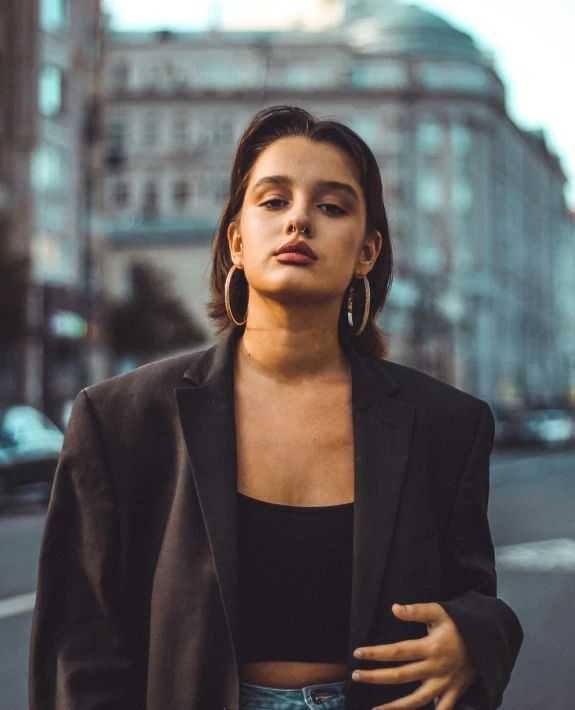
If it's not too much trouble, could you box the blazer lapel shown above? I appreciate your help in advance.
[174,334,242,662]
[174,329,416,690]
[343,341,416,690]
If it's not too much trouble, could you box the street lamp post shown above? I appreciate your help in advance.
[80,96,100,387]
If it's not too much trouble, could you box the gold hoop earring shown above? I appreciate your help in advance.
[225,264,248,326]
[347,275,370,336]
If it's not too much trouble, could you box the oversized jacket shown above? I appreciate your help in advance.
[29,327,524,710]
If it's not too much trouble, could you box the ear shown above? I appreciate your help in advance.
[360,229,382,268]
[227,221,242,262]
[370,229,383,258]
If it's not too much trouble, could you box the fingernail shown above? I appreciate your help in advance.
[352,671,361,680]
[353,648,363,658]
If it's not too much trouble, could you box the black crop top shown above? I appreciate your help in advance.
[236,491,354,663]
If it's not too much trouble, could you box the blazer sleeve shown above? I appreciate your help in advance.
[29,388,135,709]
[435,402,524,710]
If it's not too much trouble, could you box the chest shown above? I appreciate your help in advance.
[234,382,355,506]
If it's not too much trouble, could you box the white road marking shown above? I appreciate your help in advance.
[495,538,575,572]
[0,591,36,620]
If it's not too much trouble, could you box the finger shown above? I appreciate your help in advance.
[434,685,460,710]
[352,660,431,685]
[393,602,446,625]
[370,679,441,710]
[354,637,432,662]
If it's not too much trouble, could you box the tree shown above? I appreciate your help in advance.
[105,259,207,361]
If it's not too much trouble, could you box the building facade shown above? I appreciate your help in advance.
[0,0,107,427]
[0,0,38,405]
[102,0,572,409]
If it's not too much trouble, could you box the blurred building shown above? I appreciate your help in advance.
[0,0,38,405]
[560,209,575,406]
[102,0,572,408]
[0,0,107,427]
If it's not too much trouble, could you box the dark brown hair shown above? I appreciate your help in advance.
[206,104,394,359]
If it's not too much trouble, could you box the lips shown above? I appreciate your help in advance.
[275,240,317,260]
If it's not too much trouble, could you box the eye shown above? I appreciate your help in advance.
[320,203,347,215]
[260,199,286,209]
[260,199,347,216]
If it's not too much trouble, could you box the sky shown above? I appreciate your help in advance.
[102,0,575,209]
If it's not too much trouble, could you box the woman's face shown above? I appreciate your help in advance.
[228,135,381,308]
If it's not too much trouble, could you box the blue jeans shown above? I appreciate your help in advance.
[239,680,347,710]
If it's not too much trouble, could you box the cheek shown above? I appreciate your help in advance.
[237,214,271,257]
[335,232,364,269]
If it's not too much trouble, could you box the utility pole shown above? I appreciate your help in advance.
[80,96,99,387]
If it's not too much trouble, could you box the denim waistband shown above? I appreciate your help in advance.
[239,679,347,709]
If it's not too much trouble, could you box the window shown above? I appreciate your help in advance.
[418,62,489,93]
[34,231,62,270]
[32,142,68,192]
[114,180,130,209]
[39,65,65,117]
[143,181,159,220]
[349,116,376,146]
[348,61,408,90]
[417,117,443,154]
[284,65,315,89]
[173,180,190,210]
[143,117,158,147]
[32,231,65,283]
[197,64,240,89]
[450,123,472,157]
[219,116,234,144]
[451,177,473,214]
[106,119,127,170]
[417,172,443,213]
[204,114,234,146]
[172,66,187,89]
[141,65,161,90]
[173,117,188,149]
[40,0,69,32]
[107,119,126,139]
[106,119,127,153]
[165,61,190,90]
[112,61,129,91]
[416,232,445,276]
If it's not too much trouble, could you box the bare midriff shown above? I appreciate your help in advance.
[239,661,348,688]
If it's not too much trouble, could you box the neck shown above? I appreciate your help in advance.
[233,325,351,387]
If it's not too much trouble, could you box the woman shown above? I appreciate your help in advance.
[29,105,523,710]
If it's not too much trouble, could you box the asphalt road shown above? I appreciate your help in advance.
[1,448,574,709]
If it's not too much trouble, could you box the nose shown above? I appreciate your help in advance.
[284,194,314,236]
[288,222,310,234]
[286,211,312,235]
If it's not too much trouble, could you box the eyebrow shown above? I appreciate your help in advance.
[250,174,359,203]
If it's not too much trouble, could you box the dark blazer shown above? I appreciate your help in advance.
[29,328,523,710]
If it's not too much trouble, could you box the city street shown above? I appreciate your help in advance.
[1,0,573,708]
[1,449,574,709]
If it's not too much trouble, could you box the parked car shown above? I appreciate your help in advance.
[497,408,575,450]
[0,406,64,509]
[521,409,575,449]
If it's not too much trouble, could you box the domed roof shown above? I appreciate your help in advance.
[344,3,482,60]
